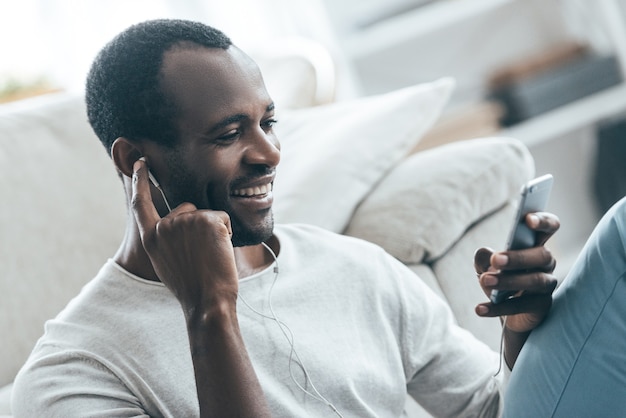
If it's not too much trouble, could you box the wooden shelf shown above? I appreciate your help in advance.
[343,0,514,60]
[501,83,626,147]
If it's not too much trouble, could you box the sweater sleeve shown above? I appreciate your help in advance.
[383,254,505,417]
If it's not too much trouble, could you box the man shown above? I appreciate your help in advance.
[12,19,559,417]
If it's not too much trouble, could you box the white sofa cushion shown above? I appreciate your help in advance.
[272,78,454,233]
[344,137,535,264]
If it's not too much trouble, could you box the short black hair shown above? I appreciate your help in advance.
[85,19,232,155]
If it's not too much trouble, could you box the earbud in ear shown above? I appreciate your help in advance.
[139,157,161,188]
[138,157,172,213]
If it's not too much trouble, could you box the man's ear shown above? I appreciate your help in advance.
[111,137,142,178]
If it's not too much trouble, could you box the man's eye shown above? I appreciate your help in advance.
[261,118,278,131]
[216,130,240,142]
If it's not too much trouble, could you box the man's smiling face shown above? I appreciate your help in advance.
[146,44,281,247]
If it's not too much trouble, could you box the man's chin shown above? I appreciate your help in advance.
[230,219,274,248]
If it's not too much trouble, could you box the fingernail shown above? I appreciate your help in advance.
[476,305,489,316]
[528,213,540,227]
[493,253,508,266]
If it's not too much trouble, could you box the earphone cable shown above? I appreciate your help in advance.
[237,242,344,417]
[493,315,508,377]
[155,185,172,213]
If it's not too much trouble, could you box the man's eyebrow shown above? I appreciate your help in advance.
[210,114,247,133]
[208,103,275,134]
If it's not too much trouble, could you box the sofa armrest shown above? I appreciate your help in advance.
[343,137,535,264]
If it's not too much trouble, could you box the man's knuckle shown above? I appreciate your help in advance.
[541,247,557,271]
[506,251,522,267]
[531,272,557,293]
[131,195,144,211]
[546,276,558,292]
[541,246,553,260]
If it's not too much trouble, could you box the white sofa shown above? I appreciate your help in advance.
[0,45,534,417]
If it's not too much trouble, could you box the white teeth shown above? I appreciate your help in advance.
[233,183,272,197]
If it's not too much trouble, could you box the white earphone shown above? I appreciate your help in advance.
[239,243,344,417]
[138,157,172,212]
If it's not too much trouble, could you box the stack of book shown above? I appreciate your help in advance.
[488,42,623,127]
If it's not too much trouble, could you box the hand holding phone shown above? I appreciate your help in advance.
[490,174,554,304]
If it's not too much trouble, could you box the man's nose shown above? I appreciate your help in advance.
[243,128,280,167]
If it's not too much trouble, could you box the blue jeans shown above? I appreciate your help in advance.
[503,197,626,417]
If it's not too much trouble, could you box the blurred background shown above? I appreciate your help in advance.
[2,0,626,277]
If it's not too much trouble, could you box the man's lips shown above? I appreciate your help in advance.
[231,182,273,197]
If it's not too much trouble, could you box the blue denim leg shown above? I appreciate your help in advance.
[503,197,626,417]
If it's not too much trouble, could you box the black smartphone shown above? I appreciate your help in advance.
[490,174,554,304]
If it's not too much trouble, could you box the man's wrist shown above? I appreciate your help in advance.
[185,294,238,339]
[503,325,531,369]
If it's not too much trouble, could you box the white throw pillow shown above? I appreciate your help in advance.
[272,78,455,232]
[343,137,535,264]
